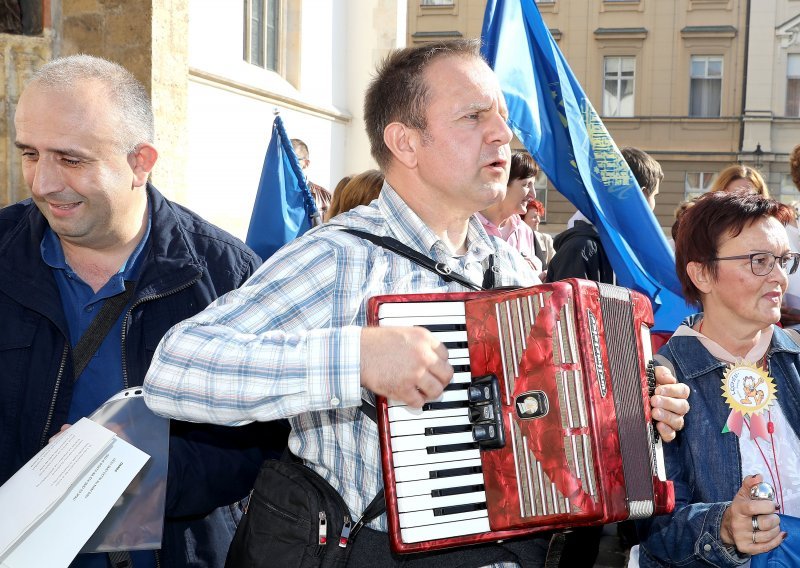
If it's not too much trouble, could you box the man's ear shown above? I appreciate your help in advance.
[128,143,158,188]
[384,122,420,170]
[687,261,712,295]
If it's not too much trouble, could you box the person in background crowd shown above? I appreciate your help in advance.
[621,146,663,210]
[638,191,798,566]
[292,137,333,220]
[670,199,697,249]
[711,164,770,197]
[325,169,384,221]
[522,199,555,272]
[477,151,541,274]
[547,146,662,285]
[144,40,688,568]
[333,174,353,197]
[1,54,285,568]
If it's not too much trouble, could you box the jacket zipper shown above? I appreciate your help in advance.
[39,343,70,448]
[39,277,200,448]
[121,276,201,389]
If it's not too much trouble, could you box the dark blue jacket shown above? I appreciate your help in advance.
[0,184,287,567]
[638,316,800,567]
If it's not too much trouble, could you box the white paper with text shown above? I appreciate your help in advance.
[0,418,149,568]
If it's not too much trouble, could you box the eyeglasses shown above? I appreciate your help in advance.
[712,252,800,276]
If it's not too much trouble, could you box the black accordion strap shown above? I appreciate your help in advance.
[339,228,485,292]
[349,399,386,537]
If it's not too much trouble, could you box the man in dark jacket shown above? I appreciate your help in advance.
[1,54,284,568]
[547,217,615,284]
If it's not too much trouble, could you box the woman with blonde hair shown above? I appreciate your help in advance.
[711,164,769,197]
[325,170,384,221]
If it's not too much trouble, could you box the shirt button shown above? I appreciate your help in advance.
[86,305,94,312]
[703,544,711,552]
[330,397,340,406]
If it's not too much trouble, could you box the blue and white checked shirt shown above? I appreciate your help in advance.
[144,183,538,534]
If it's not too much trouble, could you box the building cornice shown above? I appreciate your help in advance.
[594,27,648,39]
[680,25,737,38]
[188,68,351,123]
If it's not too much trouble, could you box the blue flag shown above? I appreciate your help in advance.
[246,115,319,260]
[481,0,692,332]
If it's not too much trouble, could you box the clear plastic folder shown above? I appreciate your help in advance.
[81,387,170,553]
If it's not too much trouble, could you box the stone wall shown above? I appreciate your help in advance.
[0,0,189,208]
[0,32,52,207]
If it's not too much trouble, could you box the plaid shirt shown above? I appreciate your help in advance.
[144,183,538,536]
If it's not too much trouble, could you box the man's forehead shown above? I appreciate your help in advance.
[18,81,93,122]
[16,80,120,152]
[424,55,506,105]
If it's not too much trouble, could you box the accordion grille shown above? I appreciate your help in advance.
[597,284,654,518]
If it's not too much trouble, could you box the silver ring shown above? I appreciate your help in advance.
[752,515,760,531]
[752,530,757,544]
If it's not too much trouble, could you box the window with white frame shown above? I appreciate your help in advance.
[244,0,279,72]
[603,56,635,117]
[685,171,716,200]
[689,56,723,117]
[787,54,800,117]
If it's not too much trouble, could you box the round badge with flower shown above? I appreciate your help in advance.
[721,361,777,439]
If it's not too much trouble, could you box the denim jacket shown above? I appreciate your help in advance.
[638,315,800,567]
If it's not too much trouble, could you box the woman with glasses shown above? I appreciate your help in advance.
[638,191,800,567]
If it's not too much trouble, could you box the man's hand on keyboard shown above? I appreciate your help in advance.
[360,327,453,408]
[650,365,690,442]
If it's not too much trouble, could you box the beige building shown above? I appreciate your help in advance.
[744,0,800,202]
[0,1,400,239]
[410,0,800,231]
[4,1,799,237]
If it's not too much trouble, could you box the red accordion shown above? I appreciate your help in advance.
[367,279,674,553]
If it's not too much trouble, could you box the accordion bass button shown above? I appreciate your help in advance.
[472,422,504,449]
[472,424,496,442]
[467,374,506,449]
[468,385,494,403]
[469,404,495,423]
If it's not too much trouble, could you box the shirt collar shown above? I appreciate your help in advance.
[476,212,523,241]
[673,320,773,364]
[378,181,495,261]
